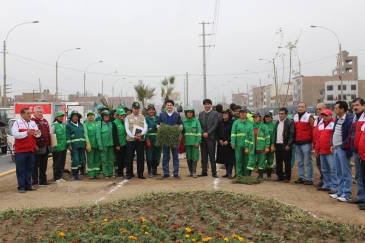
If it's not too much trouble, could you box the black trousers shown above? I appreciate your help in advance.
[32,147,49,184]
[275,144,292,180]
[316,155,323,181]
[126,141,144,177]
[201,138,217,174]
[361,160,365,192]
[115,145,127,176]
[52,150,67,181]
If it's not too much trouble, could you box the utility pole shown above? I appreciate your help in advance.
[199,22,213,100]
[183,79,186,108]
[186,71,189,107]
[39,78,42,100]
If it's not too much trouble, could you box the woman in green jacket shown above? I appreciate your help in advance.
[263,112,276,180]
[66,110,86,181]
[84,111,101,179]
[96,111,115,178]
[51,111,67,183]
[112,109,127,178]
[182,107,202,178]
[246,112,270,180]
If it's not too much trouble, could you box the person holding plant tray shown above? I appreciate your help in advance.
[216,109,235,179]
[145,104,162,178]
[112,109,127,178]
[182,107,202,178]
[231,108,253,176]
[84,111,101,179]
[66,110,86,181]
[246,112,270,180]
[156,99,183,179]
[96,111,115,179]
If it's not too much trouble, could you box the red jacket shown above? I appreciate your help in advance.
[354,112,365,149]
[312,116,323,149]
[358,123,365,161]
[12,119,38,153]
[315,119,335,155]
[294,112,313,144]
[31,116,50,148]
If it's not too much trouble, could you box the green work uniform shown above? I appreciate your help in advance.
[84,121,101,177]
[52,122,66,152]
[96,121,115,177]
[113,119,127,173]
[231,119,253,176]
[145,115,162,163]
[246,121,270,170]
[95,113,101,122]
[182,117,202,162]
[66,122,86,170]
[265,121,276,169]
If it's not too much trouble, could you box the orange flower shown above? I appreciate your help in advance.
[71,240,79,243]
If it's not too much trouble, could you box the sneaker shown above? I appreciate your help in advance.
[173,174,180,179]
[71,176,77,181]
[314,181,324,187]
[104,177,110,179]
[18,189,26,193]
[303,180,313,185]
[25,186,37,191]
[330,194,339,199]
[55,179,62,183]
[39,182,50,186]
[294,178,305,184]
[161,174,169,179]
[94,176,100,179]
[338,197,350,202]
[89,176,95,180]
[60,179,66,182]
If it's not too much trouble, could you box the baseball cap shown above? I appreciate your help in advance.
[147,104,155,110]
[132,102,141,109]
[264,112,273,117]
[252,112,261,117]
[87,111,95,116]
[55,111,64,117]
[116,109,126,115]
[321,109,333,116]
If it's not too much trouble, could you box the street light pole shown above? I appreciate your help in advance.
[3,21,39,107]
[102,71,117,97]
[56,48,81,102]
[311,25,343,99]
[246,71,262,108]
[84,61,103,118]
[112,78,126,98]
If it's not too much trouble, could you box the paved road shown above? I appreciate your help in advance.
[0,153,15,175]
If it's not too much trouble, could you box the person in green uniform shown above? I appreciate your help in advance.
[124,106,132,116]
[110,109,117,122]
[112,109,127,178]
[232,105,242,121]
[145,104,162,177]
[182,107,202,178]
[95,105,105,122]
[84,111,101,179]
[264,112,276,180]
[96,111,115,178]
[246,112,270,180]
[51,111,67,183]
[66,110,86,181]
[231,108,253,176]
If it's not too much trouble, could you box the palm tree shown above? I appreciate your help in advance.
[134,84,156,109]
[161,76,175,110]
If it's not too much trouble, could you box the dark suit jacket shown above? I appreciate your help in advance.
[155,112,182,127]
[199,110,220,140]
[274,118,295,148]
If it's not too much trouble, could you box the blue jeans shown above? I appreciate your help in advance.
[320,154,338,190]
[162,147,179,175]
[296,143,314,181]
[353,152,365,200]
[333,148,352,199]
[15,152,35,190]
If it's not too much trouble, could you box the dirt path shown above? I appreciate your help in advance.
[0,154,364,225]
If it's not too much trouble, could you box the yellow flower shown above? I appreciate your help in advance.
[192,239,196,242]
[128,235,137,240]
[128,219,131,222]
[232,234,238,239]
[119,218,123,221]
[140,217,146,222]
[145,232,149,235]
[91,221,95,224]
[185,234,190,238]
[238,236,244,241]
[224,238,229,242]
[185,227,191,233]
[202,237,212,242]
[58,232,65,238]
[38,236,42,240]
[104,218,108,222]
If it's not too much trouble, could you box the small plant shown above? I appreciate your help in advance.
[232,175,262,185]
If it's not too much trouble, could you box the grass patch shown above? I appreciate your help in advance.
[231,175,261,185]
[0,191,365,242]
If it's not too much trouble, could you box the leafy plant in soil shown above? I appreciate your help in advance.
[231,175,262,185]
[155,123,182,148]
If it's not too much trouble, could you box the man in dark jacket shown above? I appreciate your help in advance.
[274,107,295,183]
[156,100,183,179]
[330,101,354,202]
[198,99,220,178]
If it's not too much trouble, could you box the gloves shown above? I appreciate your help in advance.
[265,148,270,154]
[86,142,92,152]
[270,144,276,152]
[245,149,249,154]
[179,125,183,131]
[146,140,152,148]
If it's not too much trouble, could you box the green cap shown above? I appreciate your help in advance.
[239,108,247,113]
[55,111,64,117]
[70,110,82,119]
[125,106,132,111]
[116,109,126,115]
[97,105,105,110]
[87,111,95,116]
[252,112,261,117]
[101,111,110,116]
[147,104,155,110]
[184,107,195,115]
[264,112,273,117]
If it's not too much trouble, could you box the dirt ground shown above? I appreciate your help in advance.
[0,154,364,225]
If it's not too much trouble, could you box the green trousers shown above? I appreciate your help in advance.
[100,146,115,177]
[86,148,101,177]
[266,152,274,168]
[146,145,162,162]
[247,152,266,170]
[235,146,248,176]
[185,145,199,162]
[71,147,85,170]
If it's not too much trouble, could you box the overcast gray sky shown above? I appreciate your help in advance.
[1,0,364,105]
